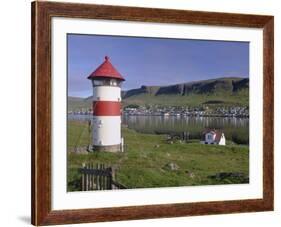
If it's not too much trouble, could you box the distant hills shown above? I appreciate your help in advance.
[68,77,249,111]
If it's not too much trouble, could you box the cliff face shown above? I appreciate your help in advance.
[122,77,249,98]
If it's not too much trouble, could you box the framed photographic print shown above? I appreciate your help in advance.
[31,1,274,226]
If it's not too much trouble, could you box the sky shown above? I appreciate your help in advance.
[67,34,249,97]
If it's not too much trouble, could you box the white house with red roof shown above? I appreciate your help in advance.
[87,56,125,152]
[200,129,226,145]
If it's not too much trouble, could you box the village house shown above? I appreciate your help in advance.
[201,129,226,145]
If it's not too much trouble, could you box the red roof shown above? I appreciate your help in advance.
[87,56,125,81]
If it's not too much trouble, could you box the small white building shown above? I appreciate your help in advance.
[200,129,226,145]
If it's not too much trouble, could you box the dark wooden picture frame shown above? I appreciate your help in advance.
[31,1,274,226]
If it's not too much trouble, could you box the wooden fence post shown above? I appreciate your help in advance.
[79,163,126,191]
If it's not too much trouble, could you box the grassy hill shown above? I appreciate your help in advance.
[122,77,249,107]
[68,77,249,111]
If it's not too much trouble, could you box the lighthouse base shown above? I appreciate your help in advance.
[92,144,121,153]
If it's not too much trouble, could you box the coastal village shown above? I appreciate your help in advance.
[68,105,249,118]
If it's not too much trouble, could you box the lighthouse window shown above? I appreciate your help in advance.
[92,80,104,86]
[110,80,118,86]
[92,79,122,87]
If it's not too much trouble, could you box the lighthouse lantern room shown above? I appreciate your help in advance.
[87,56,125,152]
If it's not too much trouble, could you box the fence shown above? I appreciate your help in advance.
[79,163,127,191]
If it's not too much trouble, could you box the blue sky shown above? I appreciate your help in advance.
[68,34,249,97]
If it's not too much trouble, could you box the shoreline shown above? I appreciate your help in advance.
[68,113,249,119]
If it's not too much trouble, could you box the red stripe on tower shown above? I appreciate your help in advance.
[93,101,121,116]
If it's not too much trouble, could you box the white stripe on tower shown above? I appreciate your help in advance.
[92,116,121,146]
[93,86,121,102]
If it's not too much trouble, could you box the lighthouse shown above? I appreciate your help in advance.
[87,56,125,152]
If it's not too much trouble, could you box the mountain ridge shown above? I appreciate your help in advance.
[68,77,249,110]
[122,77,248,99]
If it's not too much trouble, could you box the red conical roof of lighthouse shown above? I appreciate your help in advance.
[87,56,125,81]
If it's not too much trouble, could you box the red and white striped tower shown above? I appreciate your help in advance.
[87,56,125,152]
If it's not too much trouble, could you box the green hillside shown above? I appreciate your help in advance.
[68,97,91,111]
[122,77,249,107]
[68,77,249,111]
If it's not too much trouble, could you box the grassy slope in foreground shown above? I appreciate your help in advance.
[67,121,249,191]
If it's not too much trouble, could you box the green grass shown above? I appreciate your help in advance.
[67,121,249,191]
[67,120,92,149]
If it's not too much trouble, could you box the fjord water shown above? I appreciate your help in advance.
[68,114,249,145]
